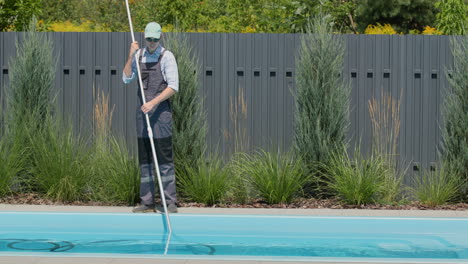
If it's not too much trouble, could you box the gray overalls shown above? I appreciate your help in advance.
[136,48,176,206]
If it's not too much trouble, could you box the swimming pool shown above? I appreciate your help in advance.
[0,212,467,262]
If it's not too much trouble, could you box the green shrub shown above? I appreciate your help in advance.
[86,136,139,205]
[233,150,309,204]
[178,156,231,205]
[356,0,437,33]
[84,90,139,205]
[435,0,467,35]
[164,31,207,169]
[228,167,252,204]
[293,14,350,180]
[30,117,90,201]
[411,164,461,206]
[5,18,56,134]
[0,105,27,197]
[0,125,25,196]
[321,147,389,205]
[4,18,57,191]
[441,36,468,200]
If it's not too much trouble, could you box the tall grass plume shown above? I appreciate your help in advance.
[368,88,404,203]
[86,90,139,205]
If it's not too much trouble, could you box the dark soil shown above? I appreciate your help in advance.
[1,192,468,210]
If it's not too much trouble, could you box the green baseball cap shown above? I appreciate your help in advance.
[145,22,162,39]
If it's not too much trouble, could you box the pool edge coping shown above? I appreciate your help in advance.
[1,204,468,217]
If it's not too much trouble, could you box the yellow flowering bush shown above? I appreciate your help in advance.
[364,23,398,35]
[241,26,257,33]
[422,26,442,35]
[49,20,110,32]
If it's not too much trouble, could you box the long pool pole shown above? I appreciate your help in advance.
[124,0,173,236]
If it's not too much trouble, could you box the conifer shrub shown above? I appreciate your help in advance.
[441,36,468,200]
[293,14,350,191]
[163,31,208,172]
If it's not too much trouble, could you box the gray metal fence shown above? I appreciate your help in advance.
[0,32,455,182]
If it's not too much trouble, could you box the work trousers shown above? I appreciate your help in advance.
[136,101,176,206]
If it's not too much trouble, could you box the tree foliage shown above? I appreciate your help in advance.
[131,0,300,33]
[38,0,127,31]
[33,0,351,33]
[322,0,358,33]
[40,0,79,23]
[5,0,457,34]
[356,0,438,33]
[0,0,42,31]
[435,0,468,35]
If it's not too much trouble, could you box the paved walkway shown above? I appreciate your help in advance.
[1,204,467,264]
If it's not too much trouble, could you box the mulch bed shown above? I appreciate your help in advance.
[1,192,468,210]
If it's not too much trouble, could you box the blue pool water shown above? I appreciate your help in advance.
[0,212,467,262]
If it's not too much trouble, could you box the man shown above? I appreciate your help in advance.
[122,22,179,213]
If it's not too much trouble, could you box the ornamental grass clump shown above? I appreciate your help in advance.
[85,90,139,205]
[411,164,461,207]
[178,155,231,206]
[30,117,90,201]
[233,150,309,204]
[320,146,389,205]
[0,117,25,196]
[86,136,140,204]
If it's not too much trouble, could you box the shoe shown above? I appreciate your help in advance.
[155,203,178,213]
[167,203,178,213]
[132,204,156,213]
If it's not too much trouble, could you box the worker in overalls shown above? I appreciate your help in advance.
[122,22,179,213]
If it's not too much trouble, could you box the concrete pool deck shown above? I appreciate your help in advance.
[1,204,467,264]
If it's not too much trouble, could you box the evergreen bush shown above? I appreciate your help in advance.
[441,36,468,200]
[6,17,56,134]
[293,14,350,185]
[4,17,57,191]
[163,31,207,170]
